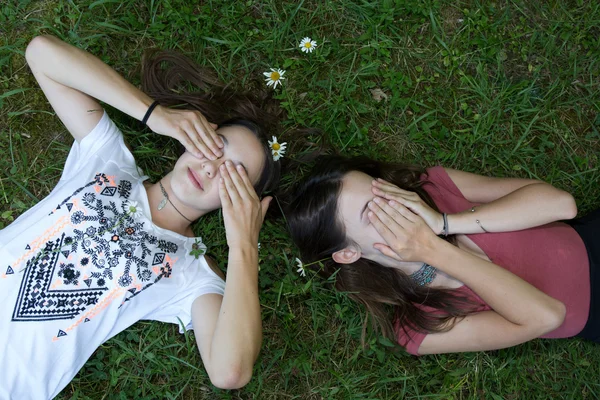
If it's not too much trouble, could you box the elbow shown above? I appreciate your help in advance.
[559,191,578,220]
[537,300,566,335]
[25,35,56,65]
[208,363,253,390]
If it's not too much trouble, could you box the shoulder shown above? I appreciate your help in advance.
[204,255,225,280]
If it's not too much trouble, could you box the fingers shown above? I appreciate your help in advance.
[373,243,403,261]
[373,197,411,224]
[386,199,418,222]
[194,120,223,156]
[185,127,213,160]
[218,174,231,207]
[367,203,398,245]
[372,179,419,200]
[220,162,241,203]
[260,196,272,220]
[221,161,259,203]
[236,163,260,201]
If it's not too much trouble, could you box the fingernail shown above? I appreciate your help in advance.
[374,197,381,204]
[220,164,226,170]
[237,164,244,171]
[368,201,374,208]
[226,160,232,167]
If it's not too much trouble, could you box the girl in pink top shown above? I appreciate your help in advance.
[286,156,599,355]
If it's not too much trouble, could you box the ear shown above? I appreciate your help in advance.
[332,247,361,264]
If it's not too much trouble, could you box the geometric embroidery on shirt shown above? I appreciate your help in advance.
[12,234,108,322]
[100,186,117,196]
[12,173,180,326]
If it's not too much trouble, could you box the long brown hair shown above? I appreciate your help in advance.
[286,156,475,342]
[140,49,282,195]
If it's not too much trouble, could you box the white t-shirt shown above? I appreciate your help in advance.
[0,112,225,400]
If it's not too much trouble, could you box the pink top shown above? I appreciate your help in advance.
[395,166,590,355]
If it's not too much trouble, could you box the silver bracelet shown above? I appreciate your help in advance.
[470,206,489,233]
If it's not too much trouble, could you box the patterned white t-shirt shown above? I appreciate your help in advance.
[0,112,225,400]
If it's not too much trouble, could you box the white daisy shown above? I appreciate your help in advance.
[263,68,286,89]
[299,37,317,53]
[295,257,306,277]
[124,200,143,219]
[267,136,287,161]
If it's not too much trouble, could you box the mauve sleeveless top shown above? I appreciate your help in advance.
[395,166,590,355]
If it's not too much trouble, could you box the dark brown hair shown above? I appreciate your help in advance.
[286,155,475,342]
[140,50,281,195]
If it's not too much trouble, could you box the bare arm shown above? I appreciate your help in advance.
[417,240,565,354]
[367,199,566,354]
[189,162,268,389]
[25,35,153,141]
[24,35,223,157]
[191,248,261,389]
[372,169,576,235]
[444,168,577,234]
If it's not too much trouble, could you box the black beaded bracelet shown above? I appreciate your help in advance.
[141,101,159,125]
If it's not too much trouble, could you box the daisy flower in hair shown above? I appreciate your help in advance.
[268,136,287,161]
[299,37,317,53]
[263,68,286,89]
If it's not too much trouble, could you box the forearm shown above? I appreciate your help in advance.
[426,239,565,331]
[209,246,262,378]
[27,35,152,120]
[447,183,577,234]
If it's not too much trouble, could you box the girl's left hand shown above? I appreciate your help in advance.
[372,179,444,235]
[367,197,439,262]
[218,160,271,250]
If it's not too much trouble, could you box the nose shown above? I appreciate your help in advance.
[202,158,226,178]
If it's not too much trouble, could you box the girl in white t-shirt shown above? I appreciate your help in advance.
[0,35,278,399]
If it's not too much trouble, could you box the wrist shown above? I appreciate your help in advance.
[423,236,458,267]
[437,213,446,235]
[228,241,259,259]
[143,101,161,127]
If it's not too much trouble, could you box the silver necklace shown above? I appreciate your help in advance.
[158,181,194,223]
[409,263,437,286]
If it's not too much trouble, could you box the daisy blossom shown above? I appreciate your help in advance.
[124,200,143,219]
[295,257,306,277]
[268,136,287,161]
[299,37,317,53]
[263,68,286,89]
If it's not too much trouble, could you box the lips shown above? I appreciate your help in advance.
[187,167,204,191]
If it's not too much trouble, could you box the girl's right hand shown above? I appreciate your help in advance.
[367,196,440,263]
[146,104,224,160]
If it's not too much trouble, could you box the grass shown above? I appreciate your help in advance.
[1,0,600,398]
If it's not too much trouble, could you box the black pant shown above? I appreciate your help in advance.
[567,208,600,341]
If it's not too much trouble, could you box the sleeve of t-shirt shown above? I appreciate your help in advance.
[59,111,139,182]
[149,257,226,334]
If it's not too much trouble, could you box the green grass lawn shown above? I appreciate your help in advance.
[1,0,600,398]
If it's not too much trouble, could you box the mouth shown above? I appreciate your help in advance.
[187,167,204,191]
